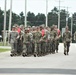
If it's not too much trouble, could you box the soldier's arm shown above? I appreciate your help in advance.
[69,31,72,42]
[63,33,65,42]
[74,32,76,40]
[42,33,47,39]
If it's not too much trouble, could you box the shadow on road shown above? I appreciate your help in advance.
[0,68,76,74]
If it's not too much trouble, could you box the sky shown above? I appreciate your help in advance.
[0,0,76,15]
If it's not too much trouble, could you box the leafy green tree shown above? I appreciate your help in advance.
[0,8,4,35]
[27,11,36,26]
[48,7,58,27]
[35,13,45,26]
[60,9,66,30]
[19,12,24,25]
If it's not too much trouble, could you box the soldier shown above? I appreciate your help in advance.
[74,31,76,43]
[40,26,47,55]
[20,25,24,35]
[50,26,56,54]
[33,27,42,57]
[45,27,50,54]
[54,25,61,53]
[9,26,19,56]
[22,28,32,57]
[63,26,72,55]
[17,31,23,55]
[32,26,36,55]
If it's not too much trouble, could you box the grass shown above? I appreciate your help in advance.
[0,48,10,53]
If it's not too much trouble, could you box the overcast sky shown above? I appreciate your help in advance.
[0,0,76,15]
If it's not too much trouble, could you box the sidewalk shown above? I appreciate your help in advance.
[0,46,11,49]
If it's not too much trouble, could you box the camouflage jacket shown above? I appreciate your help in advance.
[63,31,71,42]
[33,31,42,43]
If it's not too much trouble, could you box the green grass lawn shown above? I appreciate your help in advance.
[0,48,10,52]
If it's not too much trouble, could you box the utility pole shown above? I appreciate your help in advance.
[46,0,48,27]
[3,0,7,45]
[9,0,12,31]
[58,6,70,27]
[71,14,73,36]
[8,0,12,45]
[58,0,60,30]
[66,7,68,26]
[25,0,27,27]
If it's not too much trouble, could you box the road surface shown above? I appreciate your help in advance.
[0,43,76,75]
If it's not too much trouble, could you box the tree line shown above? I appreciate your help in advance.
[0,7,76,35]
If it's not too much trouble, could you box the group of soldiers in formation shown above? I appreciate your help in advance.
[9,24,72,57]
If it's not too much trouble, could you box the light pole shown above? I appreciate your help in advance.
[9,0,12,31]
[3,0,7,45]
[25,0,27,27]
[46,0,48,27]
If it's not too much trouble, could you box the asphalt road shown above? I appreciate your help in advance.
[0,43,76,75]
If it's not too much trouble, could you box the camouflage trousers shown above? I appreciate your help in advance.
[34,42,41,55]
[23,42,32,54]
[10,42,17,53]
[64,41,70,54]
[55,39,59,52]
[46,41,50,53]
[50,40,55,53]
[41,41,46,55]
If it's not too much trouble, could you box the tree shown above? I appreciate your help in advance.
[60,9,66,30]
[27,11,36,26]
[19,12,24,25]
[0,8,4,35]
[48,7,58,27]
[35,13,45,26]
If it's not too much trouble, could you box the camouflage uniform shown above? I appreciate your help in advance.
[50,29,56,54]
[9,29,18,54]
[32,29,36,55]
[45,29,50,54]
[33,29,42,56]
[63,30,71,55]
[53,25,60,53]
[41,32,47,55]
[74,31,76,42]
[17,32,23,54]
[54,30,59,53]
[22,28,32,56]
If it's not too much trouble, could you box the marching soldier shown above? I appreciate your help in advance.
[9,26,19,56]
[50,26,56,54]
[22,28,32,56]
[17,31,23,55]
[45,27,50,54]
[33,27,42,57]
[54,25,61,53]
[40,26,47,55]
[63,26,72,55]
[74,31,76,43]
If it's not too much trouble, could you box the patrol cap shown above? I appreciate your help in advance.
[12,26,15,28]
[20,25,24,28]
[24,28,29,31]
